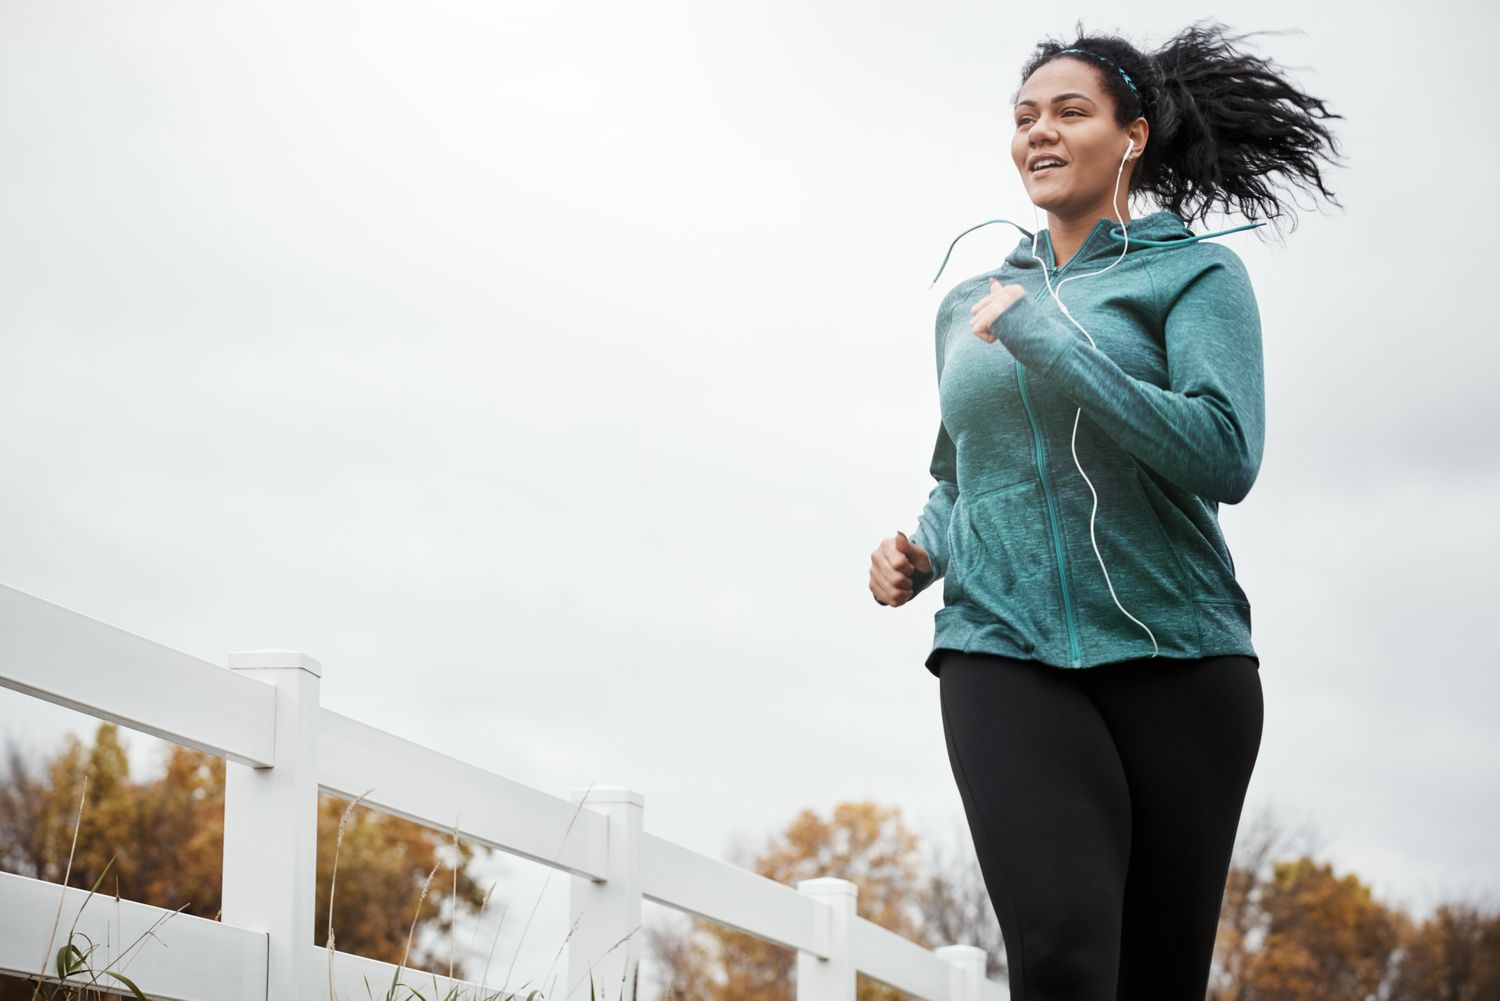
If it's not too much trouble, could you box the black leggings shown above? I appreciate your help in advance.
[936,649,1263,1001]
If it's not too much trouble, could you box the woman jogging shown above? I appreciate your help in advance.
[867,21,1344,999]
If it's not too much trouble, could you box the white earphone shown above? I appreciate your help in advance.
[1022,129,1161,657]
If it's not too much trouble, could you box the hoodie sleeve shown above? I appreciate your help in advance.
[905,291,965,598]
[908,419,957,596]
[989,250,1265,504]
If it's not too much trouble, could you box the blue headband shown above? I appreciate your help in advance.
[1056,47,1139,100]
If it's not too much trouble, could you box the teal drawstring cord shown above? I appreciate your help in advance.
[929,219,1033,290]
[928,217,1266,290]
[1103,219,1265,245]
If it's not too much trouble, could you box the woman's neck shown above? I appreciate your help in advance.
[1046,206,1131,269]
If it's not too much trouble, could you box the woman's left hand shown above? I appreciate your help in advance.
[970,277,1026,343]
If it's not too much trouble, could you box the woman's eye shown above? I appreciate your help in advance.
[1015,109,1083,126]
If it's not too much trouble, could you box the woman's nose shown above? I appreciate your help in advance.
[1028,115,1060,142]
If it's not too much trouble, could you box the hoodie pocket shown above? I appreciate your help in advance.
[941,494,971,606]
[943,480,1059,642]
[1061,467,1198,656]
[1129,467,1192,601]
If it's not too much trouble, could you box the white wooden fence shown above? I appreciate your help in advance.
[0,580,1008,1001]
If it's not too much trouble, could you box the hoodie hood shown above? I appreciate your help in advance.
[929,209,1264,289]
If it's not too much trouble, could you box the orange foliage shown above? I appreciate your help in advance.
[0,722,490,975]
[650,800,929,1001]
[1240,857,1403,1000]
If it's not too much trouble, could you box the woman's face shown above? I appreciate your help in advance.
[1010,57,1144,219]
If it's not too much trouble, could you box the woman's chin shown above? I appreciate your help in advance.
[1027,190,1063,212]
[1025,186,1085,215]
[1026,183,1062,213]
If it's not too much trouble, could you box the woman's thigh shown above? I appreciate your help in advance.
[1077,654,1264,1000]
[938,651,1133,1001]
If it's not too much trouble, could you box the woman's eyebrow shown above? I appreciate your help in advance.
[1015,92,1097,109]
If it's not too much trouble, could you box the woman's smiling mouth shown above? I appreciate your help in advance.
[1028,155,1068,177]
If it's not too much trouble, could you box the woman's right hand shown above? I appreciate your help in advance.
[870,530,933,607]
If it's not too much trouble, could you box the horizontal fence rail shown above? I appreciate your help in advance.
[0,582,275,766]
[310,942,534,1001]
[0,870,268,1001]
[0,580,1009,1001]
[0,871,540,1001]
[642,833,828,955]
[318,709,610,881]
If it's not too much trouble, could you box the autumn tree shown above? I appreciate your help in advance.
[915,819,1007,981]
[646,800,942,1001]
[1206,804,1500,1000]
[0,723,492,975]
[0,722,222,912]
[1211,802,1329,1001]
[1239,857,1405,1000]
[644,910,723,1001]
[313,793,491,971]
[1384,900,1500,1001]
[647,798,1500,1001]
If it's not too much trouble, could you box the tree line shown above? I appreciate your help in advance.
[1,723,1496,1000]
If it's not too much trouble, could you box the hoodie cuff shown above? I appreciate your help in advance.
[990,294,1078,378]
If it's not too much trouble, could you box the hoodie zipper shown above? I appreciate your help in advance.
[1015,227,1092,667]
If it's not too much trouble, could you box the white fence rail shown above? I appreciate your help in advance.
[0,580,1008,1001]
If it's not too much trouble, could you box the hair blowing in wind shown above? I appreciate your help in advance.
[1014,18,1348,238]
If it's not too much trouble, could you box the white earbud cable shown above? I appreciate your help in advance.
[1026,141,1160,657]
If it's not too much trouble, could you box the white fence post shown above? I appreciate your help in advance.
[221,650,322,1001]
[566,785,643,1001]
[935,944,989,1001]
[796,877,856,1001]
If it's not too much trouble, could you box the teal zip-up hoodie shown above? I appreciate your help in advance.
[909,209,1264,675]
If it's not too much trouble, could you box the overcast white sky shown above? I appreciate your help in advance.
[3,0,1498,992]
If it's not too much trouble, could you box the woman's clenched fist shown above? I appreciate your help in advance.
[870,530,933,607]
[969,277,1025,343]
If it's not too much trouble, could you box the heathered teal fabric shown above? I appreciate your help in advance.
[909,209,1264,674]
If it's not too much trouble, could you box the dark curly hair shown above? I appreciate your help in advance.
[1011,19,1347,239]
